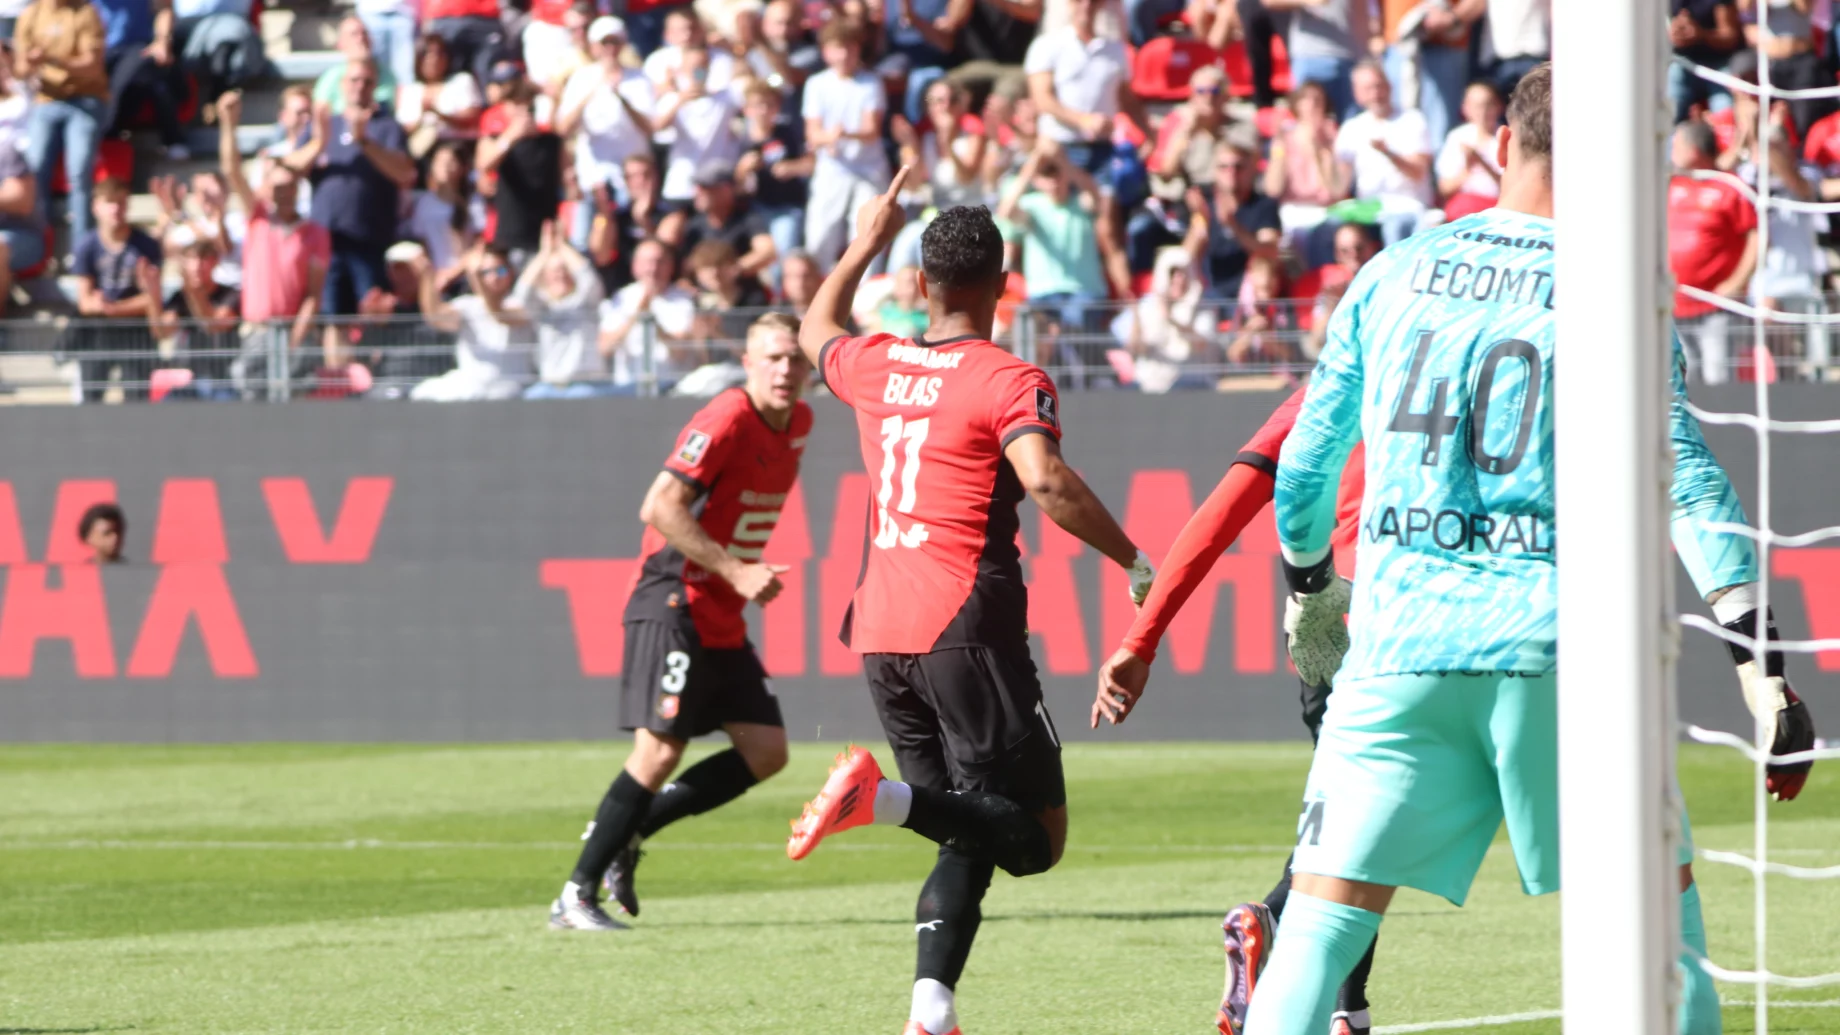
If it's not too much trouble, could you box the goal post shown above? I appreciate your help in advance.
[1552,4,1681,1034]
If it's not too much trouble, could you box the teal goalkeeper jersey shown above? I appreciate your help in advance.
[1274,208,1759,679]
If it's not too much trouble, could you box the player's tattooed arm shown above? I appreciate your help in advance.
[638,470,789,604]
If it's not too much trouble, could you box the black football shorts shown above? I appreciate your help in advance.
[863,642,1066,813]
[619,617,782,739]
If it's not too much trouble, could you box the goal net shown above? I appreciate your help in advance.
[1553,4,1840,1033]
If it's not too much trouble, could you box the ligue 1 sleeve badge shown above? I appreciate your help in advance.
[657,693,681,719]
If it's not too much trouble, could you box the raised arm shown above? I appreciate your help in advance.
[796,165,911,365]
[414,254,462,334]
[995,141,1050,225]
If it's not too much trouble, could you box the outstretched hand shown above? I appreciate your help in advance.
[853,165,912,253]
[1092,647,1150,728]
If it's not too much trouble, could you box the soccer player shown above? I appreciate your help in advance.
[1091,388,1376,1035]
[781,171,1157,1035]
[550,312,814,931]
[1249,63,1816,1035]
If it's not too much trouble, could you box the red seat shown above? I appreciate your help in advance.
[1132,37,1224,102]
[1221,35,1291,99]
[50,139,134,195]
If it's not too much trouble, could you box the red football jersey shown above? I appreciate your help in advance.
[626,388,814,648]
[821,332,1061,655]
[1122,388,1368,661]
[1235,386,1363,577]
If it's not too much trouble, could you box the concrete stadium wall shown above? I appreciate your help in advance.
[0,386,1834,742]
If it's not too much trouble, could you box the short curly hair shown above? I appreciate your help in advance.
[920,205,1005,291]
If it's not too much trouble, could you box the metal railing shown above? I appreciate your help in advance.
[0,296,1833,404]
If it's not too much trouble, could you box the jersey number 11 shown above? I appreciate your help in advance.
[875,415,931,550]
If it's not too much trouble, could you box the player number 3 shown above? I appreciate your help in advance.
[874,415,931,550]
[661,650,690,693]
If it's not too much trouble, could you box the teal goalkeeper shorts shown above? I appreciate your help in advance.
[1291,671,1560,906]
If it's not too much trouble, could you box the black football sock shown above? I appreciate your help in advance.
[639,749,758,838]
[902,786,1053,878]
[568,770,654,890]
[915,845,996,987]
[1263,853,1296,918]
[1337,932,1378,1014]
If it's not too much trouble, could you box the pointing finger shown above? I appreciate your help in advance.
[766,564,792,573]
[883,164,912,201]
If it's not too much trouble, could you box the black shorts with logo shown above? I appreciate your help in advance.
[619,616,782,739]
[863,642,1066,813]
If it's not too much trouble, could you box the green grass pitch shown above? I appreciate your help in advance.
[2,742,1838,1034]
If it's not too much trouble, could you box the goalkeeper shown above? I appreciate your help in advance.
[1107,61,1817,1035]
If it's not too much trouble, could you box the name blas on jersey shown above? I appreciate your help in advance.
[1364,504,1555,555]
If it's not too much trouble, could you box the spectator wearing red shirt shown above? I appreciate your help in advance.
[424,0,507,87]
[1669,119,1755,385]
[219,92,328,395]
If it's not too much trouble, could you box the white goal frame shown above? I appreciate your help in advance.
[1552,4,1681,1034]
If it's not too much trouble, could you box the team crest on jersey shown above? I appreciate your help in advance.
[1035,388,1058,430]
[678,431,711,464]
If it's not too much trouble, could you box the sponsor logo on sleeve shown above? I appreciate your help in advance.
[1035,388,1059,430]
[678,430,711,465]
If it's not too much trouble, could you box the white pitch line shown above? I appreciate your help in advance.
[1374,1009,1562,1033]
[1375,1000,1840,1033]
[0,839,1297,854]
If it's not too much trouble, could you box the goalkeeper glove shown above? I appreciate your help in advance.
[1283,575,1352,688]
[1723,604,1817,802]
[1126,550,1156,606]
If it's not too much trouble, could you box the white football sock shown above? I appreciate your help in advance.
[562,880,585,901]
[909,977,956,1034]
[874,779,913,826]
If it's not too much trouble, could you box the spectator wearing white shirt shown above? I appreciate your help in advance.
[556,17,653,246]
[1024,0,1144,298]
[475,223,609,398]
[1480,0,1549,98]
[643,10,739,99]
[409,244,534,400]
[599,237,697,393]
[1334,59,1434,244]
[1434,80,1503,221]
[800,19,889,270]
[393,33,482,144]
[650,40,746,247]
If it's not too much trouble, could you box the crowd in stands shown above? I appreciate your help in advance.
[1667,0,1840,385]
[0,0,1828,398]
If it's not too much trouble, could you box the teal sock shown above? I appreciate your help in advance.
[1678,883,1722,1035]
[1244,891,1383,1035]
